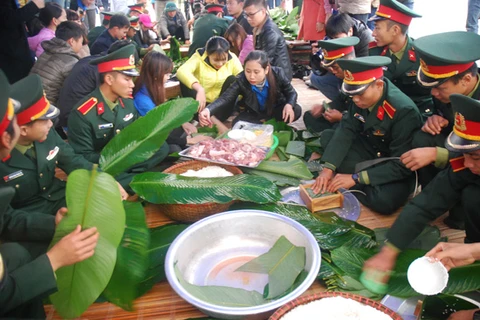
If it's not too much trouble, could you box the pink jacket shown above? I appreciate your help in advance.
[28,28,55,57]
[239,35,254,65]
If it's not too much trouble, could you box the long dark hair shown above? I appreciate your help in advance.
[39,2,64,27]
[205,36,230,56]
[134,51,173,106]
[224,23,247,56]
[244,50,277,115]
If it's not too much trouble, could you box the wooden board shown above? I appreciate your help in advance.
[299,183,344,212]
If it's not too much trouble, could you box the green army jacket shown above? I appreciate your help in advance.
[67,87,139,163]
[0,129,91,209]
[321,78,423,186]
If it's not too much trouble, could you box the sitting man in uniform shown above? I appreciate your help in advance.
[312,56,423,215]
[0,70,99,319]
[303,37,359,136]
[90,14,130,55]
[369,0,433,120]
[68,44,169,191]
[362,94,480,296]
[0,74,127,216]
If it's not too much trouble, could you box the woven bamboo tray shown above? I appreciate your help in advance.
[269,291,402,320]
[161,160,243,223]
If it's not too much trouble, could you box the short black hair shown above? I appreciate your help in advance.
[244,0,267,9]
[66,9,80,22]
[326,13,355,38]
[55,21,85,41]
[205,36,230,56]
[450,63,478,85]
[385,19,409,35]
[109,14,130,29]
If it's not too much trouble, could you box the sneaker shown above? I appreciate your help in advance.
[305,80,312,87]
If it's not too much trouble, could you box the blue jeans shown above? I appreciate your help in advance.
[310,72,342,101]
[467,0,480,33]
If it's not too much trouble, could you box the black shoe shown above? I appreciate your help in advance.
[443,216,465,230]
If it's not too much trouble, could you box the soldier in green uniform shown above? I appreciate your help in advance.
[312,56,423,215]
[303,37,359,135]
[362,94,480,293]
[68,44,169,191]
[87,12,114,50]
[369,0,433,120]
[127,16,154,58]
[0,70,99,319]
[128,3,145,17]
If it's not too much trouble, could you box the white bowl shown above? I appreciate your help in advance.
[407,256,449,295]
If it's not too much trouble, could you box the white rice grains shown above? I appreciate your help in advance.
[281,296,393,320]
[180,166,234,178]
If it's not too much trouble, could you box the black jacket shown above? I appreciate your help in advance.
[0,1,39,83]
[254,18,292,81]
[208,66,297,116]
[57,55,100,127]
[90,29,116,55]
[352,19,373,58]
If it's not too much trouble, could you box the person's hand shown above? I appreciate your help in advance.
[47,225,99,272]
[426,242,480,271]
[447,309,480,320]
[160,38,170,45]
[146,44,154,52]
[310,104,324,118]
[182,122,198,135]
[362,245,400,284]
[312,168,334,194]
[400,147,437,171]
[421,115,449,135]
[31,0,45,9]
[116,182,129,200]
[187,134,214,145]
[316,22,325,32]
[282,104,295,123]
[327,173,355,192]
[166,35,172,40]
[185,39,191,45]
[55,207,68,225]
[311,42,319,55]
[324,109,343,123]
[195,88,207,112]
[199,108,212,127]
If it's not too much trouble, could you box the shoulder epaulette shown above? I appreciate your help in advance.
[450,156,466,172]
[77,97,98,115]
[382,101,396,119]
[368,41,378,49]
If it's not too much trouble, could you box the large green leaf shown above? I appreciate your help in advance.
[102,201,150,310]
[49,169,126,318]
[331,246,378,279]
[137,224,190,297]
[131,173,281,204]
[99,98,198,176]
[255,156,313,180]
[243,168,301,187]
[420,294,479,320]
[175,265,266,307]
[236,236,305,299]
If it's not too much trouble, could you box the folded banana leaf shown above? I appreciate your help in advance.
[274,131,292,147]
[242,168,301,187]
[131,173,281,205]
[99,98,198,177]
[286,141,305,158]
[275,146,289,161]
[255,156,313,180]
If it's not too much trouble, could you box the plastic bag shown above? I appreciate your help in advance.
[229,121,274,147]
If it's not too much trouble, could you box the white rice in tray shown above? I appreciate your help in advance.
[281,296,393,320]
[180,166,234,178]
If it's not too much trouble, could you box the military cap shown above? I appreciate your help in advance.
[413,31,480,88]
[90,44,140,77]
[129,16,140,30]
[102,11,115,22]
[318,36,359,67]
[337,56,392,96]
[128,3,144,13]
[370,0,421,26]
[205,4,224,13]
[446,94,480,153]
[11,74,59,126]
[0,71,19,137]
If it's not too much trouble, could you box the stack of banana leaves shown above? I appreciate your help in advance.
[269,6,300,40]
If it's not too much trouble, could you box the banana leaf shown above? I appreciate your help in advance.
[137,224,190,297]
[274,131,292,147]
[419,294,479,320]
[169,36,181,61]
[102,201,150,311]
[264,118,293,133]
[175,265,266,307]
[99,98,198,176]
[236,236,305,299]
[242,168,301,187]
[275,146,289,161]
[131,173,281,204]
[255,156,313,180]
[49,168,126,318]
[286,141,305,158]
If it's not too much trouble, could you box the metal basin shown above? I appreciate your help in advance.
[165,210,321,319]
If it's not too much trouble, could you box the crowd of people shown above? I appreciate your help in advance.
[1,0,480,318]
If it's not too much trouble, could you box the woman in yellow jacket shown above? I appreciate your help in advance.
[177,36,243,123]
